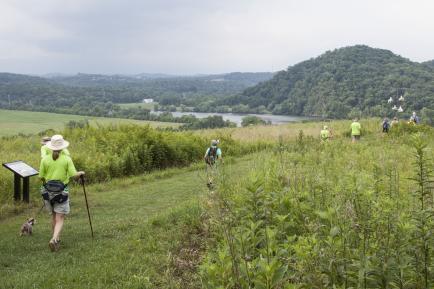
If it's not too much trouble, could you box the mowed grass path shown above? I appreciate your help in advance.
[0,155,255,289]
[0,109,178,137]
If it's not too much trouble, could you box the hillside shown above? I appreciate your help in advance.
[0,72,273,117]
[424,59,434,68]
[220,45,434,118]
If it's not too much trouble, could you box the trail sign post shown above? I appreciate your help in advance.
[2,161,38,203]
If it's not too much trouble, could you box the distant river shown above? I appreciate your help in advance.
[154,111,309,126]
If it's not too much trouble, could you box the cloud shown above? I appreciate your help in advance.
[0,0,433,74]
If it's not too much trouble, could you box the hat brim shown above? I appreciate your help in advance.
[45,140,69,151]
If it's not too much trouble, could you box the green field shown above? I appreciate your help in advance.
[118,102,156,110]
[1,119,433,288]
[0,109,178,137]
[0,155,255,289]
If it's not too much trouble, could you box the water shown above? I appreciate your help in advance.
[154,111,309,126]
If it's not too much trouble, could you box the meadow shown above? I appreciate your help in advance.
[0,115,433,288]
[200,123,434,288]
[0,109,177,137]
[0,154,257,289]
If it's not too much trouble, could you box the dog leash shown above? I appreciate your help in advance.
[36,202,45,216]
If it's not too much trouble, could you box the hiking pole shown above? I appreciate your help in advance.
[80,175,94,239]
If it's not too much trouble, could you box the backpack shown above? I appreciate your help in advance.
[205,147,218,165]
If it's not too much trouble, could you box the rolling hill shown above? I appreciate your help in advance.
[220,45,434,118]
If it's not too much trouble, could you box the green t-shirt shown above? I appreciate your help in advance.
[39,154,77,185]
[351,122,361,136]
[320,129,330,140]
[41,146,70,158]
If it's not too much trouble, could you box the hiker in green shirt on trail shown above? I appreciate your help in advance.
[39,135,84,252]
[204,139,222,189]
[320,126,331,142]
[41,136,70,158]
[351,118,361,143]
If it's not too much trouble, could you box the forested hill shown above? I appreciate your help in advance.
[0,72,273,111]
[220,45,434,118]
[424,60,434,68]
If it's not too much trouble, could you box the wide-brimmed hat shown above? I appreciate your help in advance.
[46,135,69,151]
[40,136,51,145]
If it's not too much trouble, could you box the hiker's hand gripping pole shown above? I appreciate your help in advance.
[80,174,94,239]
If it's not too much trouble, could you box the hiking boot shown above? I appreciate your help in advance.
[49,239,60,252]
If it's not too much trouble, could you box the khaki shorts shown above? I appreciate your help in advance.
[41,187,70,215]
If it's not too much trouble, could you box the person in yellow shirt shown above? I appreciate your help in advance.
[320,126,330,142]
[351,118,361,143]
[39,135,84,252]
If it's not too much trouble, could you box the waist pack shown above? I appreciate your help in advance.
[42,180,68,204]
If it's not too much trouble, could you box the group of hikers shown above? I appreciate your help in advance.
[38,135,223,252]
[320,111,421,143]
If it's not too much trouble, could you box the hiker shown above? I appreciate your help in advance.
[41,136,70,158]
[391,117,399,127]
[204,140,222,187]
[320,125,330,141]
[410,111,420,124]
[382,118,390,133]
[351,118,361,143]
[39,135,85,252]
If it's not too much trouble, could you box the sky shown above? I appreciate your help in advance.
[0,0,433,75]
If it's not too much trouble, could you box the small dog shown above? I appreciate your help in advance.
[20,218,36,236]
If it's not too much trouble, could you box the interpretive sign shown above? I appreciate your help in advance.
[2,161,38,203]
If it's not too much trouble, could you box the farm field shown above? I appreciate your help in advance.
[0,109,178,137]
[118,102,156,110]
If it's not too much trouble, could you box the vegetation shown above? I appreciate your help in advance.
[217,45,434,118]
[423,60,434,69]
[200,122,434,288]
[0,122,268,205]
[0,72,272,119]
[241,115,269,127]
[1,113,433,288]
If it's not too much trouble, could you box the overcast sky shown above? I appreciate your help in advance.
[1,0,433,75]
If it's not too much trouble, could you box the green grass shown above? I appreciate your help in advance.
[0,109,178,137]
[0,154,256,289]
[118,102,156,110]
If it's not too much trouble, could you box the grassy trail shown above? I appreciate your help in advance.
[0,155,255,289]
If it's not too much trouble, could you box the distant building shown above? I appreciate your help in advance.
[142,98,154,103]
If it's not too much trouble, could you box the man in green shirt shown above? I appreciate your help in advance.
[351,118,361,143]
[39,135,84,252]
[320,126,330,142]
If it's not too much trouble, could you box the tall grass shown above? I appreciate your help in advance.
[0,123,268,206]
[200,123,434,288]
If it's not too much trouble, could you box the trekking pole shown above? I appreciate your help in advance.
[80,175,94,239]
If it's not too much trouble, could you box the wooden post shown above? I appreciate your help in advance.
[14,173,21,201]
[23,177,30,203]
